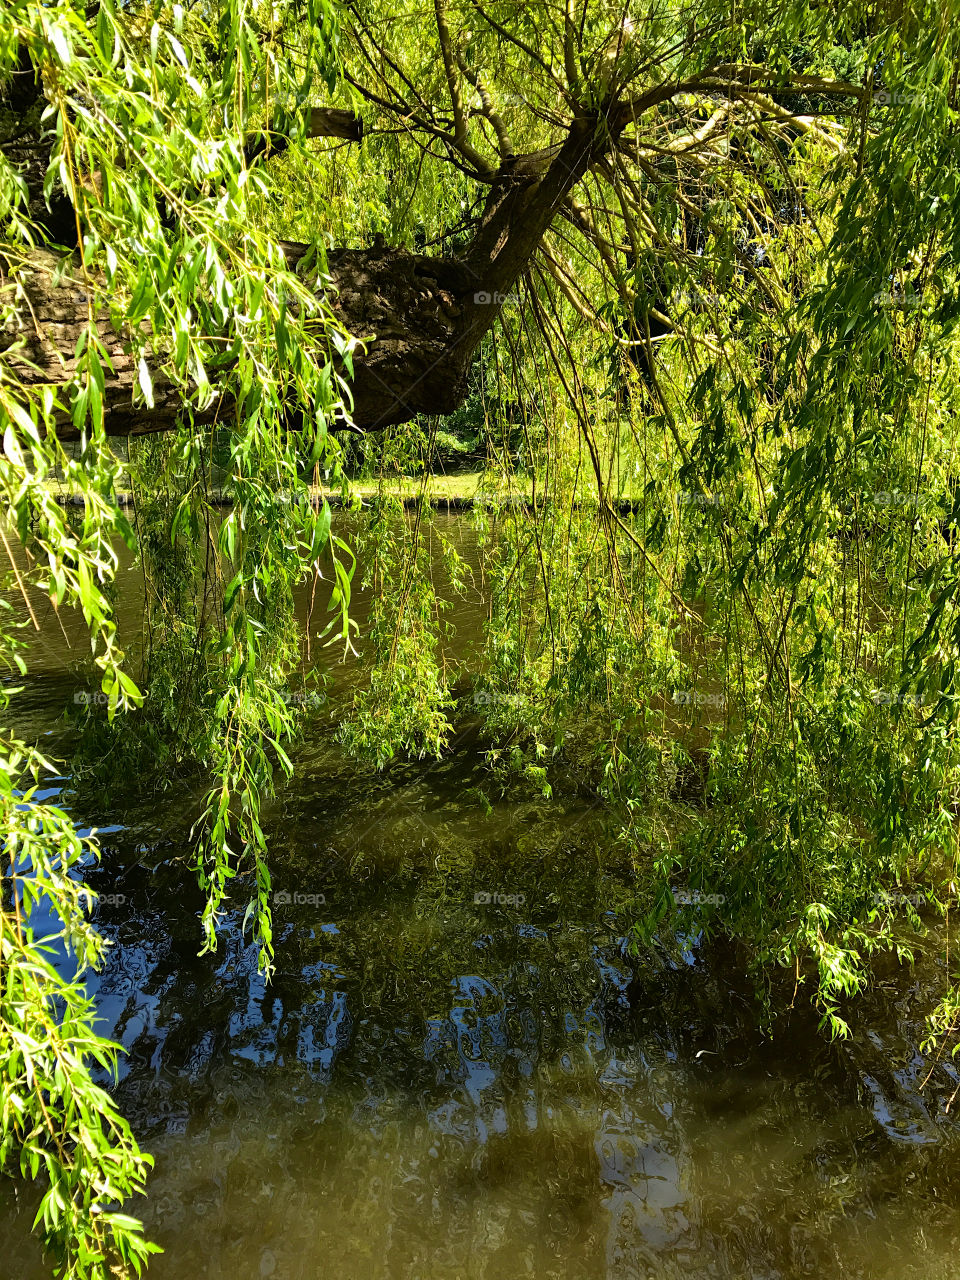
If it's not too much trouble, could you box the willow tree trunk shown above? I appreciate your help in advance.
[0,118,606,440]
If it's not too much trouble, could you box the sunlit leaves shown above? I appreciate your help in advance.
[0,719,160,1279]
[1,0,352,1268]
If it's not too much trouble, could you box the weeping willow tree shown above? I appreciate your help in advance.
[320,0,960,1038]
[3,0,960,1272]
[0,0,358,1272]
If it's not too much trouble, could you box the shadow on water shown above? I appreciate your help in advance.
[2,515,960,1278]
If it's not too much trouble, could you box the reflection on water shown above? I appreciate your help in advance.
[2,515,960,1279]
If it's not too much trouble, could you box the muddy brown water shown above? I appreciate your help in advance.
[1,512,960,1279]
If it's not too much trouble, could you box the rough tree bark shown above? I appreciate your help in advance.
[0,110,612,441]
[1,0,869,446]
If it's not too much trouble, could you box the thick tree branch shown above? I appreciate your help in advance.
[243,108,364,166]
[433,0,496,176]
[0,57,866,443]
[454,49,515,159]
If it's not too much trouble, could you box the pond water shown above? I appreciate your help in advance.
[2,512,960,1279]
